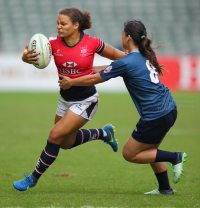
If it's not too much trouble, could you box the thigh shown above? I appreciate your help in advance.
[53,109,88,137]
[54,114,63,125]
[49,109,88,145]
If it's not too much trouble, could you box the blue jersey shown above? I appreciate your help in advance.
[99,50,176,121]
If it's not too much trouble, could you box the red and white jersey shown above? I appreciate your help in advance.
[49,32,104,78]
[48,32,105,102]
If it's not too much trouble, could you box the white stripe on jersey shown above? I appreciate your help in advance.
[48,36,57,41]
[96,39,104,53]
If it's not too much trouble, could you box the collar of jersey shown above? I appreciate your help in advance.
[130,49,139,53]
[62,31,84,47]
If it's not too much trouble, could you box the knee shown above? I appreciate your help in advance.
[122,147,137,163]
[48,129,63,144]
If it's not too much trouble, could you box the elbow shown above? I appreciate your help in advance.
[90,78,98,85]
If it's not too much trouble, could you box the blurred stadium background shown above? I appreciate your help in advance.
[0,0,200,91]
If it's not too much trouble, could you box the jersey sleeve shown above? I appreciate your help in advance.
[48,36,57,55]
[99,59,127,81]
[48,36,57,45]
[93,37,105,53]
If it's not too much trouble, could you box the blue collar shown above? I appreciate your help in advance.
[130,49,139,53]
[62,31,84,47]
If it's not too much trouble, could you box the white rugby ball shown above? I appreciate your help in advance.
[28,34,52,69]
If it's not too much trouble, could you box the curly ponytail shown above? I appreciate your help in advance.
[124,20,165,76]
[59,7,92,31]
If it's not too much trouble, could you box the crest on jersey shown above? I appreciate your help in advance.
[62,62,77,68]
[80,46,88,57]
[104,66,112,73]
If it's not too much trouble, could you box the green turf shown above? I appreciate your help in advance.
[0,92,199,208]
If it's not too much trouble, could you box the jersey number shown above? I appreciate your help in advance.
[146,60,159,84]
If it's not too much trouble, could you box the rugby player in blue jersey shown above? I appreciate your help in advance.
[60,20,187,195]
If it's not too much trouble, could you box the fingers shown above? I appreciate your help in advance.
[59,75,64,79]
[125,50,129,55]
[29,60,39,64]
[58,76,71,90]
[27,48,37,54]
[27,51,39,63]
[27,54,39,59]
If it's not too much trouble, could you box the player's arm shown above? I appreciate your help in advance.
[58,74,104,90]
[99,44,126,60]
[22,44,39,64]
[92,65,108,73]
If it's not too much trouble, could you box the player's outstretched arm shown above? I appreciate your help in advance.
[22,44,39,64]
[99,44,125,60]
[92,65,108,73]
[58,74,104,90]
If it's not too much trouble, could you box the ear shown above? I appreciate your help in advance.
[74,22,79,30]
[127,35,132,41]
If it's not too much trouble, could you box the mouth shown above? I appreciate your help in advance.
[58,31,63,35]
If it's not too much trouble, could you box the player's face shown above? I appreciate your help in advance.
[122,30,129,49]
[57,15,79,37]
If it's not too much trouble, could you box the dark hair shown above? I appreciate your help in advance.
[124,20,165,76]
[59,7,92,31]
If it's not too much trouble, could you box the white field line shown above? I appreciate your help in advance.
[3,206,176,208]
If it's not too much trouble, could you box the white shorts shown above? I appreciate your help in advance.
[56,93,99,120]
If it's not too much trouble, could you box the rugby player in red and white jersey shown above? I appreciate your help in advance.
[13,7,126,191]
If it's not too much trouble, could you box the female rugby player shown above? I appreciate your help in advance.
[60,20,187,195]
[13,7,126,191]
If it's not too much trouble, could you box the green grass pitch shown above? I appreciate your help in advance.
[0,92,199,208]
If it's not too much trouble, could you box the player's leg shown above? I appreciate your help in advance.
[123,136,175,194]
[147,136,173,194]
[66,124,118,152]
[55,116,118,151]
[13,109,87,191]
[55,94,118,152]
[54,114,62,124]
[55,114,112,148]
[122,136,177,164]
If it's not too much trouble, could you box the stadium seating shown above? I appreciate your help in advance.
[0,0,199,54]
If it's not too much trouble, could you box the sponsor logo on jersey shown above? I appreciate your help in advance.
[58,68,84,75]
[54,48,63,56]
[62,62,77,68]
[104,66,113,73]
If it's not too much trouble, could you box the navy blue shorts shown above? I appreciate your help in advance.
[132,107,177,144]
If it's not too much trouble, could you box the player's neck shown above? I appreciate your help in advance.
[128,45,139,53]
[64,32,80,47]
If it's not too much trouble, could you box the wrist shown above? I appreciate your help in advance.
[69,78,73,87]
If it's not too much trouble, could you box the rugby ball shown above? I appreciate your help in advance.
[28,34,52,69]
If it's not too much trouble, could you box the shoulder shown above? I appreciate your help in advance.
[84,33,101,42]
[111,58,127,68]
[83,33,103,46]
[83,33,104,53]
[48,35,61,45]
[124,51,147,65]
